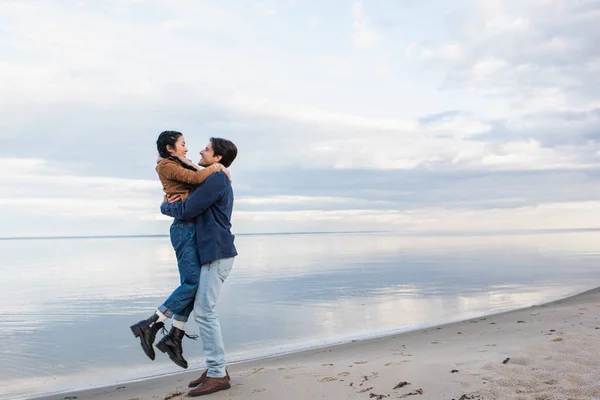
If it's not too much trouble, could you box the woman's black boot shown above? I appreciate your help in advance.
[155,326,188,369]
[130,314,165,361]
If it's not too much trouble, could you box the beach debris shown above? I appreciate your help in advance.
[321,363,334,366]
[550,329,555,332]
[453,395,482,400]
[164,391,183,400]
[398,388,423,397]
[354,360,368,364]
[358,387,373,393]
[502,357,510,364]
[319,377,337,382]
[63,397,77,400]
[457,332,462,334]
[350,382,354,386]
[489,322,496,325]
[431,341,440,344]
[369,393,389,399]
[117,386,126,390]
[451,369,459,373]
[551,337,563,342]
[393,381,410,389]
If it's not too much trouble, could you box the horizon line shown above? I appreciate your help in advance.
[1,227,600,241]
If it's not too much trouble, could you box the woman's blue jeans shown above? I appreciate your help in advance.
[158,219,201,322]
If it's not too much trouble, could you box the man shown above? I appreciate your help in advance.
[161,137,238,397]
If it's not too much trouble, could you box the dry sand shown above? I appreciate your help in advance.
[37,287,600,400]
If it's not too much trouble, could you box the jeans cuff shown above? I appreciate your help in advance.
[158,305,173,319]
[207,367,227,378]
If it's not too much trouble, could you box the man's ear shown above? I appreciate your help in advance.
[214,154,223,163]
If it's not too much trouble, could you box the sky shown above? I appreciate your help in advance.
[0,0,599,237]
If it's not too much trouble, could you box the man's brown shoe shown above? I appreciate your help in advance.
[188,369,230,388]
[187,376,231,397]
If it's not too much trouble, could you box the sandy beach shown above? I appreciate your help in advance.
[36,287,600,400]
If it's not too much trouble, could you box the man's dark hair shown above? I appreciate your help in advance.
[210,137,238,168]
[157,130,183,158]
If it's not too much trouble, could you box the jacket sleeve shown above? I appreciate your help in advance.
[158,160,218,185]
[161,172,229,220]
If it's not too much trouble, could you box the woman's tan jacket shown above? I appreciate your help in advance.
[156,156,220,201]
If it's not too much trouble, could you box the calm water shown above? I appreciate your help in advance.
[1,231,600,399]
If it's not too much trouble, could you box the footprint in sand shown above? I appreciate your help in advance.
[354,361,368,364]
[385,361,410,366]
[338,372,351,377]
[319,377,337,382]
[252,388,266,393]
[321,363,334,366]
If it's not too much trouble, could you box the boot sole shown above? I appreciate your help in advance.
[156,341,188,369]
[130,324,156,361]
[188,382,231,397]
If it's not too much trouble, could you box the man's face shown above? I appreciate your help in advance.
[199,141,222,167]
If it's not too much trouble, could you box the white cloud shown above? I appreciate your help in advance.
[255,1,276,17]
[234,200,600,232]
[352,1,382,49]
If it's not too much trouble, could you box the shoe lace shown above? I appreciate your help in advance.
[184,332,199,340]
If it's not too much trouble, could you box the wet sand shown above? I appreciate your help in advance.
[35,287,600,400]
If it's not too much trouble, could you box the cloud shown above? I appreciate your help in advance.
[352,1,382,49]
[1,0,599,237]
[420,0,600,109]
[255,1,275,17]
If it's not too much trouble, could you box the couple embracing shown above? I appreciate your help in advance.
[130,131,238,397]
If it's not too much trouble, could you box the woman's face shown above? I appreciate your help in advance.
[168,135,188,158]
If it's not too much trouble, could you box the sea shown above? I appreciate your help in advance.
[1,230,600,399]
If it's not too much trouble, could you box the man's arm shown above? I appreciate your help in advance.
[161,172,229,220]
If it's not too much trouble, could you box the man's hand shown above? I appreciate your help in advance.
[167,194,183,203]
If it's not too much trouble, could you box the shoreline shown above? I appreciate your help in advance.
[30,285,600,400]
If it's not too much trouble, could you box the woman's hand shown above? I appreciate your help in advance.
[167,194,183,203]
[214,163,232,182]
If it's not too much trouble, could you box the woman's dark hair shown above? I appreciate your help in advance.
[210,137,238,168]
[157,130,183,158]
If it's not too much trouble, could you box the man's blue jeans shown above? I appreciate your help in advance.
[158,219,201,322]
[194,257,234,378]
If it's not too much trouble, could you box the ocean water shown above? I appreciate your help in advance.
[1,230,600,399]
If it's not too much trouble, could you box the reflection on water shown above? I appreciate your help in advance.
[1,231,600,399]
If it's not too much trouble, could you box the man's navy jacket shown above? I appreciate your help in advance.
[161,171,237,265]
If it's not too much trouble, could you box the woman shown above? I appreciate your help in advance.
[130,130,229,369]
